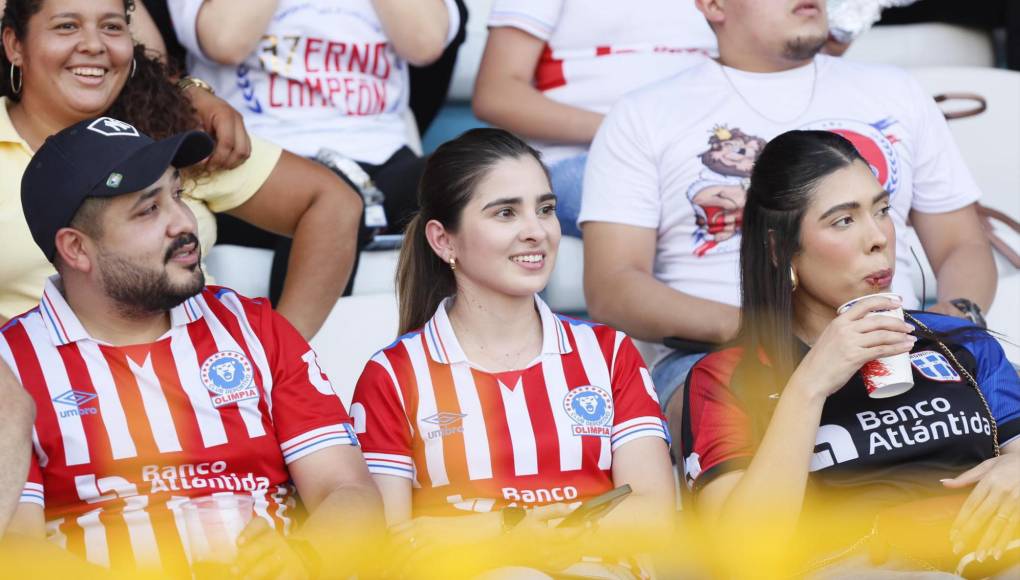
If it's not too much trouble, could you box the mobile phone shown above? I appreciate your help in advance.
[556,484,632,528]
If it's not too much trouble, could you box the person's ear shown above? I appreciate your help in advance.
[2,26,24,68]
[695,0,726,28]
[424,219,457,266]
[54,228,95,274]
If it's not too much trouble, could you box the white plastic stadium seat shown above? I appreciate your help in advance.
[908,66,1020,362]
[846,23,995,68]
[310,293,400,406]
[205,245,400,298]
[545,237,587,314]
[449,0,494,102]
[204,245,273,299]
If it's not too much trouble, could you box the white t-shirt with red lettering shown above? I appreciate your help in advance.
[169,0,460,164]
[488,0,715,165]
[1,280,356,574]
[580,55,981,361]
[350,296,668,516]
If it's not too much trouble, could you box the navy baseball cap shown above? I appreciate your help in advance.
[21,117,214,261]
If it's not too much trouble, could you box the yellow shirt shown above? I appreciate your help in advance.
[0,98,282,321]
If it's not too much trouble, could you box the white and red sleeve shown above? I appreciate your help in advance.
[350,353,414,480]
[608,334,669,452]
[488,0,565,41]
[681,349,755,492]
[19,452,44,508]
[258,304,357,465]
[166,0,208,61]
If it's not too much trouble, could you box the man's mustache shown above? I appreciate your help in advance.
[164,233,200,264]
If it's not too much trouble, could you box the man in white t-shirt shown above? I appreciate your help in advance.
[579,0,996,427]
[473,0,715,237]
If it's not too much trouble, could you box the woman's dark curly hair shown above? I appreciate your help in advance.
[2,0,199,139]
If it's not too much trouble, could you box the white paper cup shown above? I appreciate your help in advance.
[837,292,914,399]
[181,494,255,578]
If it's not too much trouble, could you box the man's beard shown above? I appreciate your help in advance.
[97,234,205,318]
[784,33,827,61]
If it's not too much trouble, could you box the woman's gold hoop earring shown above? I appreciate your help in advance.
[130,58,137,79]
[9,65,22,94]
[449,257,456,271]
[790,266,799,292]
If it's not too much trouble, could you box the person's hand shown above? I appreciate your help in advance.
[822,35,851,57]
[388,504,583,575]
[944,453,1020,562]
[232,518,309,580]
[508,503,588,570]
[184,86,253,171]
[791,295,916,400]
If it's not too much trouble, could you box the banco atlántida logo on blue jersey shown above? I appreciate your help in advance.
[201,351,258,408]
[564,385,613,437]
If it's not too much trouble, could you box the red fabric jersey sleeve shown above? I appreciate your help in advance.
[683,348,755,491]
[351,351,415,480]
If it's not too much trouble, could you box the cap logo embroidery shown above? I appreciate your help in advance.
[86,117,140,137]
[106,173,123,188]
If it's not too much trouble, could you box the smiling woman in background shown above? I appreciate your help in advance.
[0,0,361,338]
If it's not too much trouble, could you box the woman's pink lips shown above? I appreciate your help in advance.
[865,269,893,288]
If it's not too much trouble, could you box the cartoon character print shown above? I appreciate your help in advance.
[687,126,768,257]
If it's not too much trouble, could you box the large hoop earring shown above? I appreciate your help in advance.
[9,65,22,94]
[130,58,137,79]
[790,266,799,292]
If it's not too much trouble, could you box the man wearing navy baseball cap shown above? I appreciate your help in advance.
[21,116,214,322]
[5,117,383,577]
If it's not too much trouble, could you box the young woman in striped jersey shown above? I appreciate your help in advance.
[351,128,675,577]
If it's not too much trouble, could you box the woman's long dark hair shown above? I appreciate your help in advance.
[734,130,986,441]
[2,0,199,138]
[397,128,547,334]
[734,130,865,437]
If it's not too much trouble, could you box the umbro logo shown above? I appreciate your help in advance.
[423,412,467,426]
[53,390,98,407]
[422,412,466,440]
[53,390,98,418]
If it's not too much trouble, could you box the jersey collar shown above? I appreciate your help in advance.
[423,294,572,365]
[39,275,205,346]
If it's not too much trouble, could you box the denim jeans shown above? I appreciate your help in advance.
[548,153,588,238]
[650,349,708,414]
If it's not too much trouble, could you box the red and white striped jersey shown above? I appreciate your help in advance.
[487,0,714,165]
[351,296,668,516]
[0,278,356,575]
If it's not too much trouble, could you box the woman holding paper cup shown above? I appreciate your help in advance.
[680,130,1020,575]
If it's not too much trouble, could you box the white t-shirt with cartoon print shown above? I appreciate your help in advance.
[169,0,460,164]
[581,54,980,317]
[488,0,715,166]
